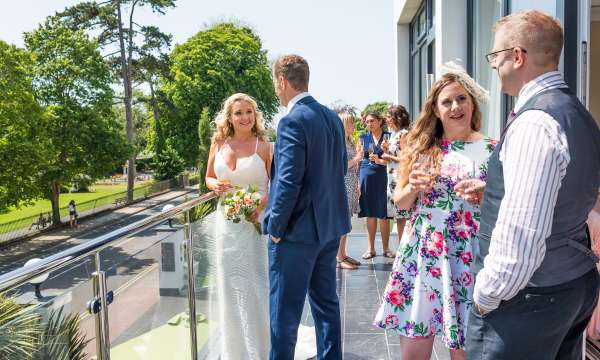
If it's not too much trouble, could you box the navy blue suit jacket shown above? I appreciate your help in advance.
[263,96,351,244]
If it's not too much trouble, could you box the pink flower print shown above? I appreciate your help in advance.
[385,314,399,327]
[422,196,432,206]
[458,230,468,239]
[460,251,473,264]
[429,267,442,278]
[388,289,406,306]
[455,210,464,223]
[460,271,473,286]
[441,139,451,154]
[464,211,473,226]
[390,278,401,288]
[426,240,439,256]
[427,213,432,220]
[431,231,444,251]
[427,291,436,302]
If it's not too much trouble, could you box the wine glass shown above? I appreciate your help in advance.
[416,154,434,204]
[368,143,375,163]
[455,159,481,205]
[382,133,391,152]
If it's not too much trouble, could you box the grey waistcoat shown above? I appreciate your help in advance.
[475,87,600,287]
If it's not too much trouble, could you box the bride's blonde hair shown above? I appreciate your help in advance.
[399,73,482,186]
[212,93,267,142]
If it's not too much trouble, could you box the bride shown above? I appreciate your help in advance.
[204,93,316,359]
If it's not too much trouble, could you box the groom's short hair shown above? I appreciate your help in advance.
[273,54,310,92]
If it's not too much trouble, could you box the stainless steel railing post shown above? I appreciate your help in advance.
[98,270,111,359]
[92,252,111,360]
[91,271,104,359]
[184,209,199,360]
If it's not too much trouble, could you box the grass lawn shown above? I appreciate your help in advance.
[0,182,150,224]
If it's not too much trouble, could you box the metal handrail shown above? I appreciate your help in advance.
[0,191,218,293]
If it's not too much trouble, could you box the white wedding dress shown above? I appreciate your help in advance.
[206,139,317,360]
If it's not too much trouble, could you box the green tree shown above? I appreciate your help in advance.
[114,90,151,154]
[361,101,392,118]
[197,107,213,192]
[0,41,46,212]
[57,0,176,202]
[161,22,279,165]
[25,20,131,224]
[152,143,185,181]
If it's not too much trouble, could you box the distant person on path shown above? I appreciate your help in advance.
[68,200,78,229]
[465,11,600,360]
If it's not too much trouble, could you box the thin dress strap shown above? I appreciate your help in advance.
[254,137,259,154]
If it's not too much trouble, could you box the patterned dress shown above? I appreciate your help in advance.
[374,137,497,349]
[386,129,411,219]
[344,141,360,216]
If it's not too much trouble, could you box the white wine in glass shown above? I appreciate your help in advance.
[368,143,375,163]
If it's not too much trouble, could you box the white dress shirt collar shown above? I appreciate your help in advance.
[286,92,311,114]
[514,71,567,112]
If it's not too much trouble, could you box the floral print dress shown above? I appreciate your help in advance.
[386,129,411,219]
[374,137,496,349]
[344,141,360,216]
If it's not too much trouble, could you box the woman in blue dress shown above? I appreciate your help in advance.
[359,112,394,260]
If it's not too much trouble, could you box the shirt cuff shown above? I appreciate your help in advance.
[473,277,502,312]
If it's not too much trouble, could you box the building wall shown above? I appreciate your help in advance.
[393,0,597,137]
[394,0,421,110]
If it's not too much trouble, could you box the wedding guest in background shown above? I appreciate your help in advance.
[382,105,412,244]
[337,112,362,270]
[465,11,600,360]
[374,65,496,360]
[358,112,393,260]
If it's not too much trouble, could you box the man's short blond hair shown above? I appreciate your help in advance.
[494,10,563,67]
[272,54,309,92]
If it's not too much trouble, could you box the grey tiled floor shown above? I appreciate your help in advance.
[301,228,451,360]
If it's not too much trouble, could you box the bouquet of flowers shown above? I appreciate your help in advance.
[221,185,263,234]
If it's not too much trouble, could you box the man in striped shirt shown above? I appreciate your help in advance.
[465,10,600,359]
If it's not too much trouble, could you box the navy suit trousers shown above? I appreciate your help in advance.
[268,238,342,360]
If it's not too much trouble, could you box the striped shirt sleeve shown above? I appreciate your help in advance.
[473,110,570,311]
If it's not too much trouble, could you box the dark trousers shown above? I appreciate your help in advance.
[268,238,342,360]
[466,269,600,360]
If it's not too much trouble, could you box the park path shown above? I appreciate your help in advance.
[0,187,198,275]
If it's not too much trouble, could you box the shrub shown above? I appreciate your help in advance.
[152,144,185,181]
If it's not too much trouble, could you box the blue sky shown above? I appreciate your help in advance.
[1,0,395,111]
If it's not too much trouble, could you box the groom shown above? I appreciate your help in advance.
[263,54,351,360]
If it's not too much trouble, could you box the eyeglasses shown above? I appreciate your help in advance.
[485,47,527,63]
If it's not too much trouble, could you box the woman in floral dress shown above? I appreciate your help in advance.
[382,105,412,243]
[374,67,496,360]
[337,112,362,270]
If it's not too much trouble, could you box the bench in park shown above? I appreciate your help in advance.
[29,213,52,230]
